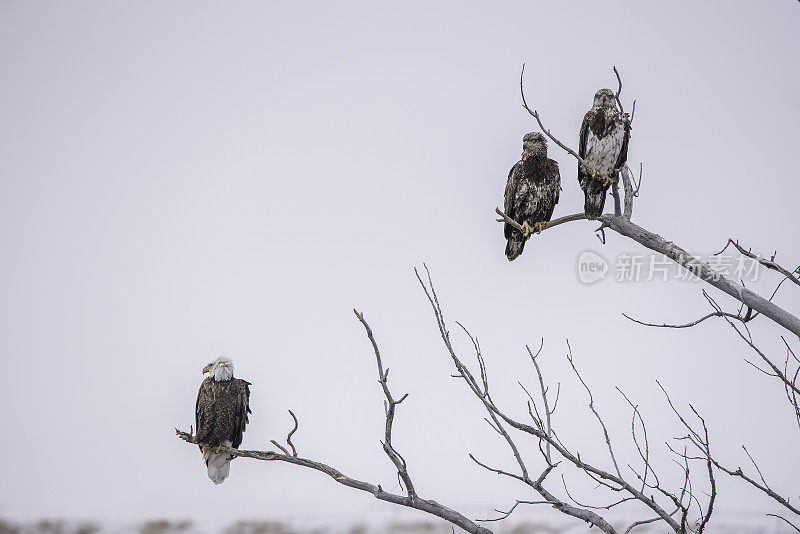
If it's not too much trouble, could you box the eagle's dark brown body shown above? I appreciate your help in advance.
[195,376,251,450]
[503,134,561,261]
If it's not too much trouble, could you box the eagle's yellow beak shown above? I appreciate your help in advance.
[202,364,212,375]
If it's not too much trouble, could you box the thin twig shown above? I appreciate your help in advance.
[613,65,625,114]
[565,341,623,480]
[622,310,751,329]
[766,514,800,533]
[716,239,800,288]
[286,410,299,457]
[520,64,596,175]
[354,309,416,498]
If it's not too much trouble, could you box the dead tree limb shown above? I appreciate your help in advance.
[416,265,703,533]
[658,382,800,518]
[495,201,800,337]
[766,514,800,533]
[176,428,489,534]
[716,239,800,289]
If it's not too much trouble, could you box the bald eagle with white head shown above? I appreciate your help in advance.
[195,356,251,484]
[578,88,631,217]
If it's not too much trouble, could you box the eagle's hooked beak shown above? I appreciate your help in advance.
[202,364,212,375]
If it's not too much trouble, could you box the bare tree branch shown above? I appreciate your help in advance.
[622,310,751,329]
[767,514,800,533]
[285,410,299,456]
[623,516,663,534]
[713,459,800,516]
[269,439,290,456]
[270,411,301,457]
[716,239,800,289]
[492,205,800,337]
[613,65,625,114]
[416,265,687,533]
[616,388,657,494]
[706,297,800,397]
[658,382,800,518]
[176,429,491,534]
[527,341,554,465]
[565,343,623,481]
[479,500,549,522]
[354,309,416,497]
[519,64,596,177]
[612,180,622,216]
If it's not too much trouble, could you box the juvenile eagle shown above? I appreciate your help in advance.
[503,132,561,261]
[195,356,251,484]
[578,88,631,217]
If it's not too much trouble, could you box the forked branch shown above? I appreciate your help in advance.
[416,265,700,533]
[716,239,800,289]
[354,309,415,497]
[659,383,800,518]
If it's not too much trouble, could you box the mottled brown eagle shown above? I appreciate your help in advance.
[195,356,251,484]
[578,88,631,217]
[503,132,561,261]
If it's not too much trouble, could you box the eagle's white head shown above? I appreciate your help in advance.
[202,356,234,382]
[592,88,616,109]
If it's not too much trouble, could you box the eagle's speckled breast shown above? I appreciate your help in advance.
[584,110,627,176]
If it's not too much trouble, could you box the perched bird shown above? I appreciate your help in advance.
[503,132,561,261]
[195,356,251,484]
[577,88,631,217]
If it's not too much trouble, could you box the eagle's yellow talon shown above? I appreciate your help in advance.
[520,221,534,237]
[534,222,547,234]
[601,175,614,187]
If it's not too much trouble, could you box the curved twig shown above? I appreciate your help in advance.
[622,310,750,329]
[479,500,549,522]
[613,65,625,114]
[766,514,800,533]
[286,410,299,457]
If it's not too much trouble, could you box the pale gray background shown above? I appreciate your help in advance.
[1,0,798,527]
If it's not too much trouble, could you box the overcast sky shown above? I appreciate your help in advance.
[1,0,798,529]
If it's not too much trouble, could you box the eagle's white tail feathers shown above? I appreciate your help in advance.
[203,440,233,484]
